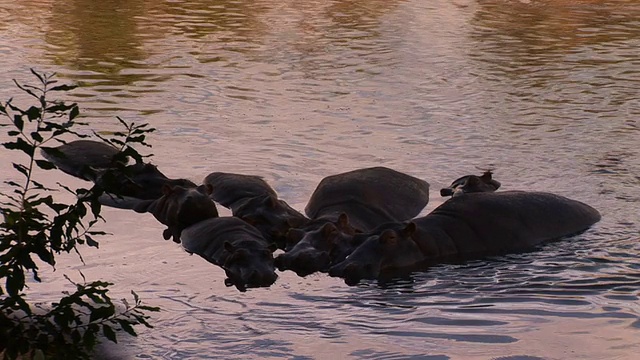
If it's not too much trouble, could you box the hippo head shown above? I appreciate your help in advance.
[232,194,309,249]
[222,242,278,292]
[134,184,219,243]
[274,214,356,276]
[440,171,501,197]
[328,222,422,285]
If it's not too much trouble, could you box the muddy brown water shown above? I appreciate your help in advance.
[1,0,639,359]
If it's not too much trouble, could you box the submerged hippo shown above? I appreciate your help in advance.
[134,184,219,243]
[274,214,359,276]
[305,166,430,231]
[41,140,125,181]
[204,172,309,248]
[275,167,431,276]
[97,163,197,208]
[440,171,501,197]
[181,217,278,292]
[204,172,277,207]
[42,140,196,208]
[329,191,601,285]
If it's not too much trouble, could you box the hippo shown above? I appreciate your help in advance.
[204,172,309,248]
[40,140,125,181]
[304,166,430,231]
[203,172,277,207]
[180,217,278,292]
[274,214,359,276]
[440,171,501,197]
[96,163,197,209]
[41,140,196,208]
[274,167,431,276]
[329,191,601,285]
[133,184,219,243]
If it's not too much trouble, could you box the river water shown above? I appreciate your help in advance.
[1,0,639,359]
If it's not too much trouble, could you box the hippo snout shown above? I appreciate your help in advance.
[225,267,278,292]
[275,251,330,277]
[329,261,375,286]
[328,261,346,278]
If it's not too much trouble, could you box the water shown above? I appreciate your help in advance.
[1,0,639,359]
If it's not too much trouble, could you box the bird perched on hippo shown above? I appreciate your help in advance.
[329,191,601,285]
[440,170,501,198]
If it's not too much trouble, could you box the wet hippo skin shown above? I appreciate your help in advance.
[180,217,278,292]
[275,167,431,276]
[329,191,601,285]
[133,184,219,243]
[204,172,309,248]
[305,166,430,231]
[41,140,197,208]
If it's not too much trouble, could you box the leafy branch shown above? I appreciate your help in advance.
[0,69,159,360]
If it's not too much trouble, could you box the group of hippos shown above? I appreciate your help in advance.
[41,140,601,291]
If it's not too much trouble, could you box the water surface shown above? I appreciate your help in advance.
[1,0,639,359]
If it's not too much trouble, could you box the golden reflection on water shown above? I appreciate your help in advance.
[1,0,640,359]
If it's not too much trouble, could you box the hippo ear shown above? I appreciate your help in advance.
[481,170,493,180]
[198,184,214,195]
[379,230,398,247]
[162,228,172,240]
[262,195,278,208]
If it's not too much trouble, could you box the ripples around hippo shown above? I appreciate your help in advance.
[44,140,602,293]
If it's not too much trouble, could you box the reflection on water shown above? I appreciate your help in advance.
[1,0,640,359]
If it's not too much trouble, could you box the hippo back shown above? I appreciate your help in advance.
[420,191,601,256]
[40,140,123,181]
[181,217,266,261]
[133,185,218,242]
[181,217,278,291]
[203,172,277,208]
[97,163,197,202]
[304,167,430,230]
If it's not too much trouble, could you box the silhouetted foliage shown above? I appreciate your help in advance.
[0,69,159,360]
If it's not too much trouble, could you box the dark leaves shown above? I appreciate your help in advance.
[0,69,159,359]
